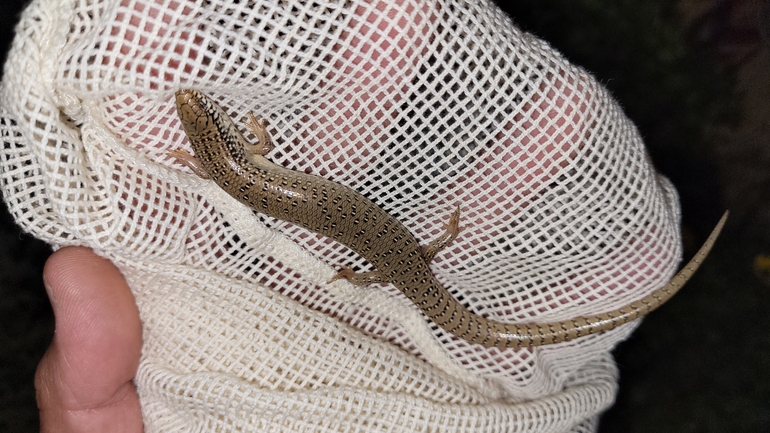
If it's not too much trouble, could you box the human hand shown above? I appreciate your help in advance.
[35,247,143,433]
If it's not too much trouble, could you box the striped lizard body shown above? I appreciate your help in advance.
[172,88,727,348]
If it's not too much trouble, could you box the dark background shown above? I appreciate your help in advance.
[2,0,769,431]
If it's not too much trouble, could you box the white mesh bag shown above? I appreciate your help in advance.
[0,0,686,431]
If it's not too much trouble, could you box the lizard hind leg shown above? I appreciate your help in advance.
[328,266,390,286]
[245,112,275,156]
[422,206,465,263]
[330,206,465,285]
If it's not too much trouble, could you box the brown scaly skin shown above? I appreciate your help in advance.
[172,88,727,348]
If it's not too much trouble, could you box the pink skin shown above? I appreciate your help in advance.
[36,0,667,429]
[37,247,142,433]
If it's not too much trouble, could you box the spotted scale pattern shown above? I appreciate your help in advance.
[174,89,727,348]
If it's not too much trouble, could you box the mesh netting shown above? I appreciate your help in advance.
[1,0,684,431]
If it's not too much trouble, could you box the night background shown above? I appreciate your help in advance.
[2,0,769,431]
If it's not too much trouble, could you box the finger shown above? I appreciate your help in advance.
[36,246,143,433]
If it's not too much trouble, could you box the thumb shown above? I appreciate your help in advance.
[36,247,143,433]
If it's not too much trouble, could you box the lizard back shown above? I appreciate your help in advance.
[174,89,726,348]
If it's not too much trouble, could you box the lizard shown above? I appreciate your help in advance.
[170,88,727,348]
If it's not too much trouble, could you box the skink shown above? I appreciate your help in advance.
[172,88,727,348]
